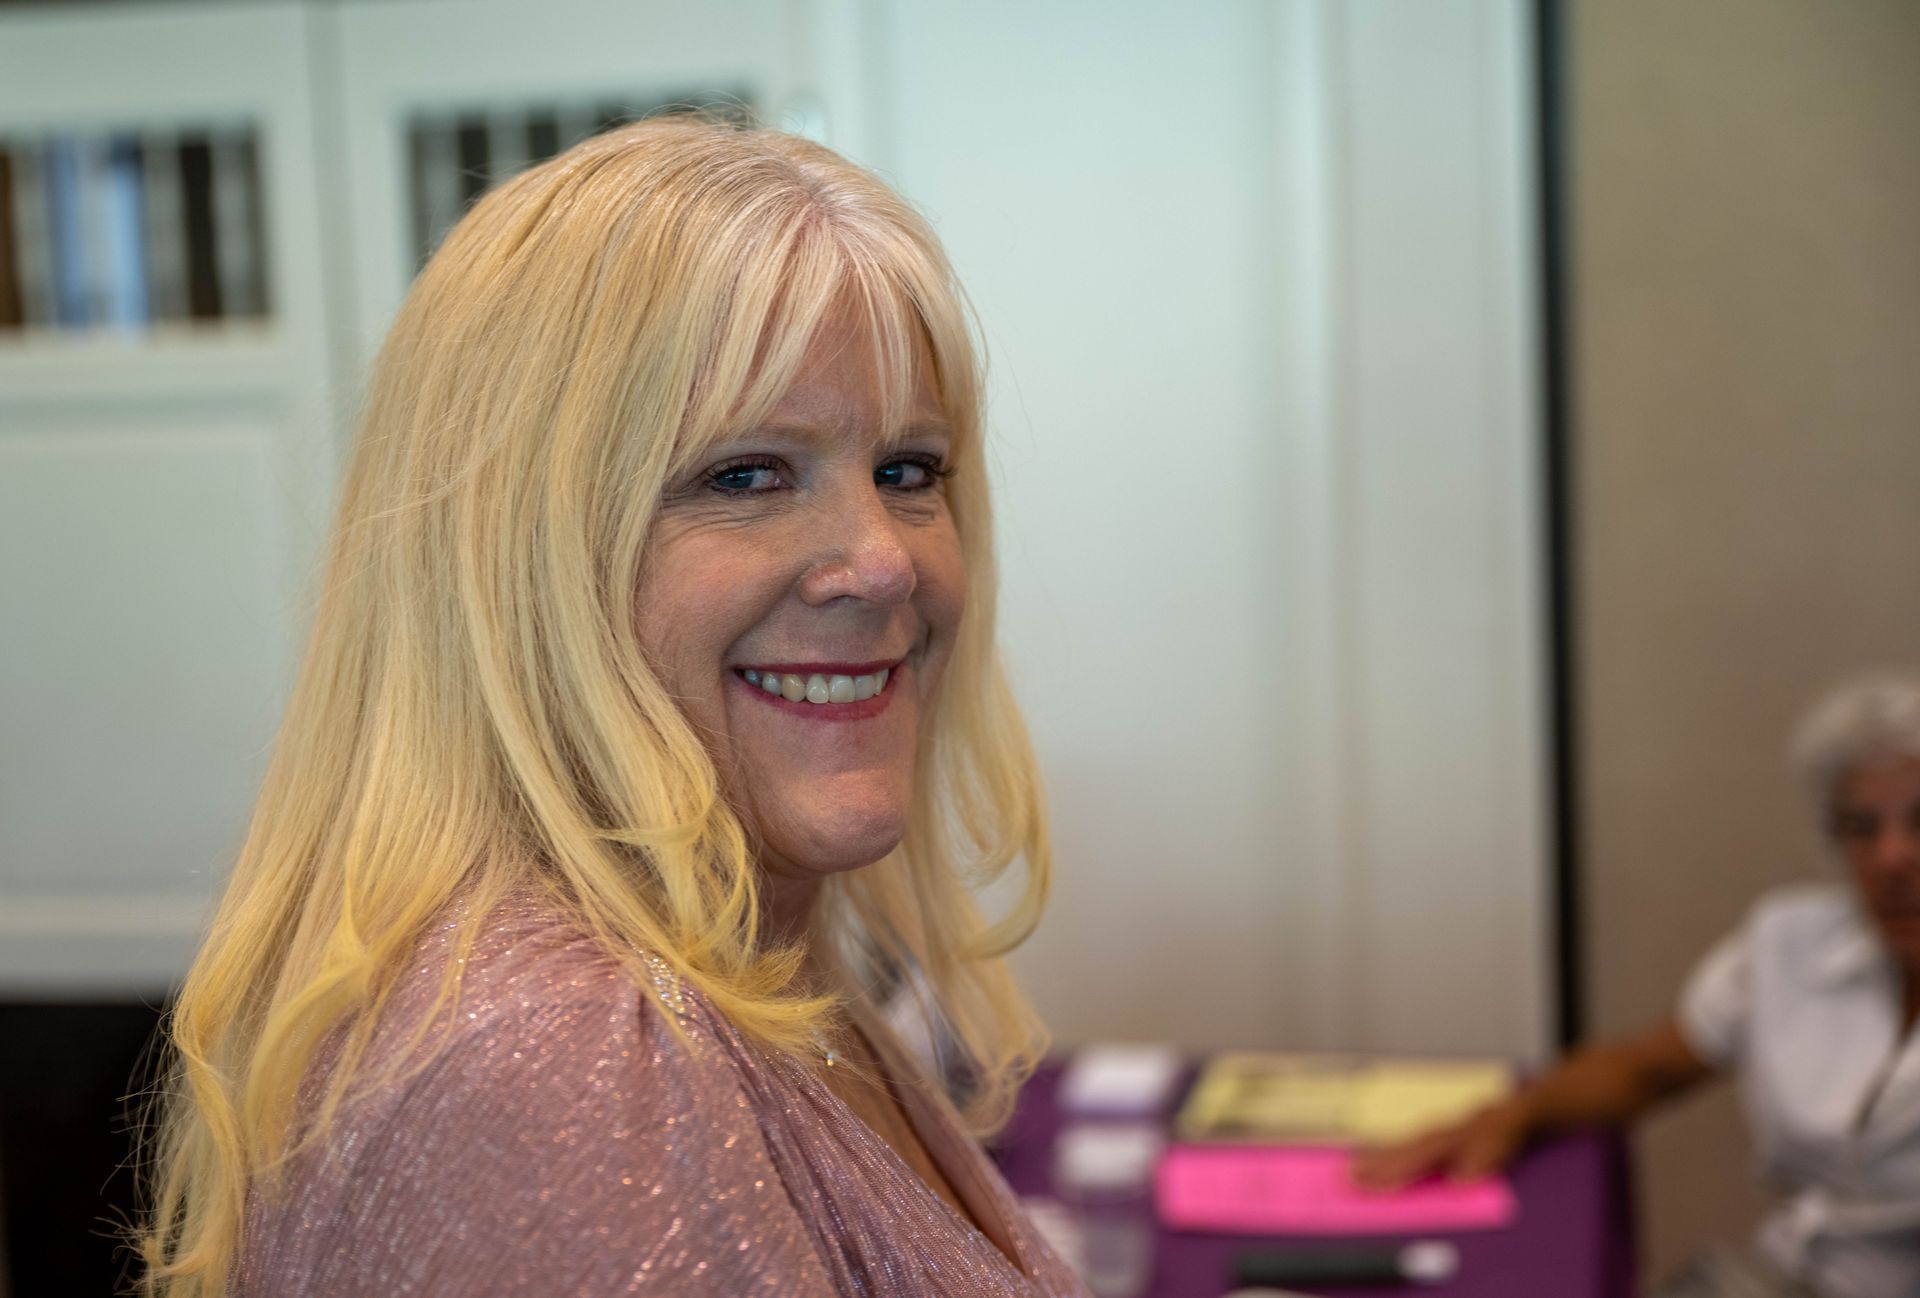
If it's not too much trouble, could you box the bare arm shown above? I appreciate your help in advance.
[1350,1017,1716,1190]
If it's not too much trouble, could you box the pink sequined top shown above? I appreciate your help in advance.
[235,895,1089,1296]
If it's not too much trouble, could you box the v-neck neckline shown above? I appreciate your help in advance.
[635,945,1037,1281]
[1852,1004,1920,1139]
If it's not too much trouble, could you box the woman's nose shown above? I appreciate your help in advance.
[796,487,916,607]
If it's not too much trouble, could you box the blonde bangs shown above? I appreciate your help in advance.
[668,208,985,497]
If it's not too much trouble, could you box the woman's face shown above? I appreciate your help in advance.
[1830,754,1920,969]
[636,311,967,923]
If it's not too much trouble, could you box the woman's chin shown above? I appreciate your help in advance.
[741,770,917,880]
[761,811,910,882]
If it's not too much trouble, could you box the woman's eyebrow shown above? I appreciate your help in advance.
[735,416,953,445]
[894,417,954,443]
[721,418,833,448]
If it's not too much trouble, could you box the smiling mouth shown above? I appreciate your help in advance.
[738,662,897,708]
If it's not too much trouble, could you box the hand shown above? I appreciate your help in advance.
[1348,1099,1533,1192]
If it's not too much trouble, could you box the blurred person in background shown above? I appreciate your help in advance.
[135,116,1088,1298]
[1355,673,1920,1298]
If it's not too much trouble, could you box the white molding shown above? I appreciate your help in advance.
[0,2,310,133]
[1315,0,1552,1058]
[1266,0,1364,1051]
[0,896,207,996]
[1483,0,1556,1061]
[0,327,288,404]
[0,917,238,1001]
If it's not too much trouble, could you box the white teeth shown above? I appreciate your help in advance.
[749,667,892,705]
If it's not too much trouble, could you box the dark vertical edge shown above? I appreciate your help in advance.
[0,147,22,328]
[408,120,431,270]
[455,115,490,212]
[527,111,562,166]
[1535,0,1581,1049]
[144,131,187,323]
[178,133,221,320]
[408,119,432,268]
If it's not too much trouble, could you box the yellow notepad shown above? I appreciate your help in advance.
[1174,1052,1513,1145]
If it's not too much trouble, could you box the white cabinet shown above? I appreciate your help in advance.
[0,2,335,991]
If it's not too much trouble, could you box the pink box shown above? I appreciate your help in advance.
[1155,1144,1517,1235]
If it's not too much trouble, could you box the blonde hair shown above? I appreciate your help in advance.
[136,117,1051,1296]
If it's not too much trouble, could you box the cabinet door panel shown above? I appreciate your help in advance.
[0,425,292,988]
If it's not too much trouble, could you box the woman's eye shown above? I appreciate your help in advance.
[705,459,784,495]
[875,455,950,491]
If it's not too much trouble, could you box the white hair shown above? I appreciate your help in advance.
[1789,671,1920,817]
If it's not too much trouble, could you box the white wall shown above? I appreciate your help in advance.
[1,0,1552,1061]
[857,0,1552,1057]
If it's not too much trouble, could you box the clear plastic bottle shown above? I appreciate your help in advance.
[1052,1123,1163,1298]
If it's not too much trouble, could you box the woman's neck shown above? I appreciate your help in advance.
[757,869,822,951]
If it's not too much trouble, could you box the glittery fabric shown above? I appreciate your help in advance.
[234,894,1090,1296]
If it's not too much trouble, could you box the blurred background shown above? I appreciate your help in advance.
[0,0,1915,1292]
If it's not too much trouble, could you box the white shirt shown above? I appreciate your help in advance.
[1680,883,1920,1298]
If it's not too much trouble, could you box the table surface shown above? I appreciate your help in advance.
[990,1061,1639,1298]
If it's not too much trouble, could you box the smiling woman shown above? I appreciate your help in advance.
[135,117,1085,1297]
[639,309,970,939]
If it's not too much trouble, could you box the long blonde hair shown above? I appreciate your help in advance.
[137,117,1051,1297]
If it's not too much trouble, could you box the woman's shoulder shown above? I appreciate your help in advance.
[241,892,826,1295]
[1741,881,1861,943]
[397,889,654,1024]
[1735,882,1881,983]
[367,888,728,1104]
